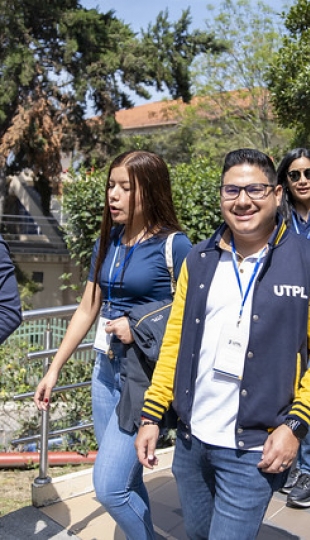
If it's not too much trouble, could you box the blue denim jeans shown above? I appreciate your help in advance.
[297,427,310,474]
[172,434,287,540]
[92,342,155,540]
[296,359,310,474]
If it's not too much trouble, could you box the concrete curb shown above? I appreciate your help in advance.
[32,446,174,507]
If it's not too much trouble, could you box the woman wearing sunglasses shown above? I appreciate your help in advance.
[277,147,310,507]
[277,148,310,238]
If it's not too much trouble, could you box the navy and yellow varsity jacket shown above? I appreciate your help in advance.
[142,216,310,449]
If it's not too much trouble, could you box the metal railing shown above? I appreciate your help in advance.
[1,214,68,254]
[11,304,95,485]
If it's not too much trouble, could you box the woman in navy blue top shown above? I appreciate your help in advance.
[34,150,191,540]
[277,148,310,508]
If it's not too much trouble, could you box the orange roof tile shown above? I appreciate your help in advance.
[115,99,182,129]
[115,88,272,131]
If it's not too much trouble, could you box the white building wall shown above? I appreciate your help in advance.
[14,254,82,309]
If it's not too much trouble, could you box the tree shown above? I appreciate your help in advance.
[118,121,197,166]
[0,1,224,214]
[267,0,310,146]
[164,0,292,163]
[140,9,225,104]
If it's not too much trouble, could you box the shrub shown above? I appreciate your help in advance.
[171,157,222,244]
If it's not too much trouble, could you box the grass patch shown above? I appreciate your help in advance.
[0,464,92,517]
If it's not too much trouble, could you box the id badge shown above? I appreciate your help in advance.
[93,316,111,354]
[213,324,248,379]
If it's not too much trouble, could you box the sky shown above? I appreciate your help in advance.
[81,0,290,33]
[80,0,292,104]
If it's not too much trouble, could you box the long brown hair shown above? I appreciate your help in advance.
[92,150,182,300]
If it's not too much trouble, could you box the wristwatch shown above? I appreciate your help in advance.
[284,418,308,441]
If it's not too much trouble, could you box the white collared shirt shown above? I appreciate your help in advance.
[191,247,266,449]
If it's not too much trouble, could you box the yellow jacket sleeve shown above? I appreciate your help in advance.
[290,367,310,425]
[289,300,310,425]
[142,258,189,421]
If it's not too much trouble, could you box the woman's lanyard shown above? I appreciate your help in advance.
[292,212,310,239]
[231,237,266,326]
[107,230,145,306]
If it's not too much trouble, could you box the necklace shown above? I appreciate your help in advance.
[123,227,148,247]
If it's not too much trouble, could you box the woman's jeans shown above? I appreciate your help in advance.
[92,343,155,540]
[172,434,287,540]
[298,429,310,473]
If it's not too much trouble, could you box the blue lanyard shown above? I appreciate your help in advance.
[292,213,310,239]
[231,237,266,326]
[107,230,145,303]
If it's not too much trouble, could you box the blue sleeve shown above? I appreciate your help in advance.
[172,233,192,280]
[87,238,100,282]
[0,236,22,344]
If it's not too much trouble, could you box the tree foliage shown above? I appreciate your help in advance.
[267,0,310,146]
[0,0,224,197]
[172,0,291,161]
[118,122,197,166]
[120,0,293,165]
[141,9,225,104]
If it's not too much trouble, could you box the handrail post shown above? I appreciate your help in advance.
[34,321,53,485]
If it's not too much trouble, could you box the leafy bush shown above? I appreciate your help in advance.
[61,167,107,283]
[0,339,40,401]
[171,157,222,244]
[0,335,96,453]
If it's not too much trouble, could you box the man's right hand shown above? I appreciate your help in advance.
[135,423,160,469]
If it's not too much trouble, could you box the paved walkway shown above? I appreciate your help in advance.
[1,451,310,539]
[41,471,310,540]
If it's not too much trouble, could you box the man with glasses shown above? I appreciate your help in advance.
[135,148,310,539]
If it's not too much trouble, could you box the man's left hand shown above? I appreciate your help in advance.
[257,424,300,473]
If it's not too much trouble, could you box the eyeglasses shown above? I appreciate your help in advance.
[287,169,310,182]
[220,183,274,201]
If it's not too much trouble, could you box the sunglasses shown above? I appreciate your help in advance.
[287,169,310,182]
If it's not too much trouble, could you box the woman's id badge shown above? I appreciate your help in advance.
[213,324,248,379]
[93,316,111,353]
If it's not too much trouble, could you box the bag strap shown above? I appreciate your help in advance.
[165,232,177,295]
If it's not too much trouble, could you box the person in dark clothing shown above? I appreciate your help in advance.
[277,148,310,508]
[0,235,22,343]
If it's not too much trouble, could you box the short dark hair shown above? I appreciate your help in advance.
[221,148,277,185]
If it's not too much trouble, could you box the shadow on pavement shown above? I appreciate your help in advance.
[258,523,300,539]
[0,506,80,540]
